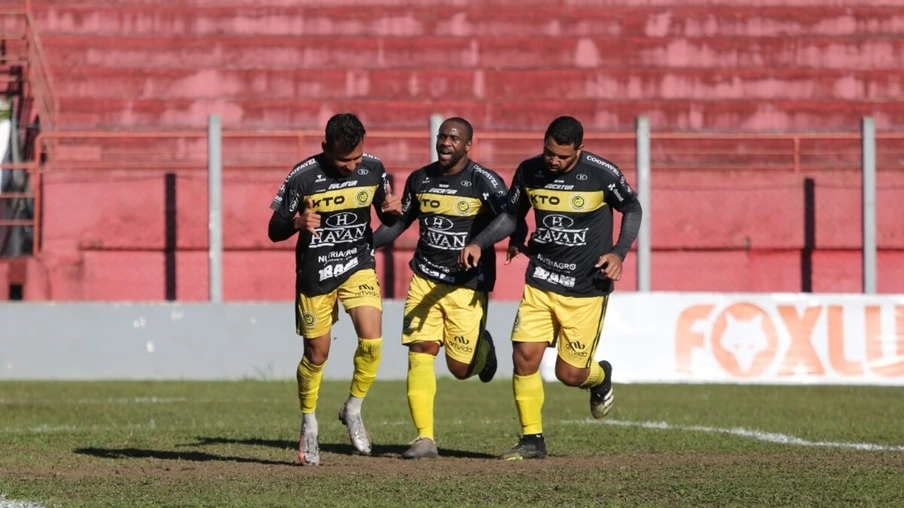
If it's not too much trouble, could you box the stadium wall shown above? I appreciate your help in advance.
[3,292,903,385]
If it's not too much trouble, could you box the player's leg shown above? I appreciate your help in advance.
[554,293,613,419]
[294,290,339,466]
[400,274,447,459]
[336,269,384,455]
[441,288,496,383]
[501,286,557,460]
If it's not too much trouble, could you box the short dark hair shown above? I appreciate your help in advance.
[441,117,473,142]
[325,113,366,155]
[544,116,583,148]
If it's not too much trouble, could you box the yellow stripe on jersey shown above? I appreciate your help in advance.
[305,185,378,212]
[525,188,606,213]
[416,193,483,217]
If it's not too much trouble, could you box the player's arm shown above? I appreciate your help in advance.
[371,163,403,225]
[607,173,643,260]
[373,172,419,249]
[268,170,304,242]
[459,166,530,268]
[595,168,643,280]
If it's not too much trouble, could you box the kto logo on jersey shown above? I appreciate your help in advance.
[424,216,454,231]
[325,212,358,228]
[675,301,904,379]
[542,214,574,229]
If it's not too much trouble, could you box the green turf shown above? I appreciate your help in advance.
[1,380,903,507]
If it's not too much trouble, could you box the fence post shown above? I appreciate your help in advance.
[208,114,224,303]
[862,117,876,294]
[636,116,651,292]
[429,114,444,163]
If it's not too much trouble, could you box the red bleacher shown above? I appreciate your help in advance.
[5,0,904,300]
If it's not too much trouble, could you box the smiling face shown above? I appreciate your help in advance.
[435,120,472,171]
[322,140,364,176]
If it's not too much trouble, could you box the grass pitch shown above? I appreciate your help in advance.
[1,380,903,507]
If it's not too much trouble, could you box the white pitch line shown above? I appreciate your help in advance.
[565,418,904,452]
[0,494,44,508]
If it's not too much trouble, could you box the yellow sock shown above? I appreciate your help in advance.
[297,356,326,413]
[350,337,382,398]
[407,351,437,440]
[513,372,544,435]
[467,335,490,378]
[579,361,605,389]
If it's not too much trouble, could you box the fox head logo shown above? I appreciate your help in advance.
[711,304,778,378]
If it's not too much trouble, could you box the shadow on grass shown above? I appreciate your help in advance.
[187,436,496,459]
[73,447,293,466]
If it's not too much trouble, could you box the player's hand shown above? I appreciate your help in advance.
[295,199,320,237]
[505,243,526,265]
[381,182,403,216]
[595,253,623,281]
[458,244,482,270]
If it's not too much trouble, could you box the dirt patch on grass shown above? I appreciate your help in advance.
[5,447,904,482]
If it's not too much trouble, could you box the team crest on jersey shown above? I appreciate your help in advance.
[455,199,472,215]
[513,312,522,331]
[355,189,371,206]
[570,195,587,211]
[402,315,414,333]
[302,312,317,328]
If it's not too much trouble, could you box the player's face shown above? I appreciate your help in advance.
[435,123,471,169]
[322,141,364,175]
[543,138,582,174]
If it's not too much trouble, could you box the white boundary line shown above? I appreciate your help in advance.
[565,418,904,452]
[0,494,44,508]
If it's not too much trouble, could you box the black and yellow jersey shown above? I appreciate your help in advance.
[508,151,638,297]
[399,160,508,292]
[270,153,392,296]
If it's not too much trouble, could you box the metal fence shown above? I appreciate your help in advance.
[2,116,903,300]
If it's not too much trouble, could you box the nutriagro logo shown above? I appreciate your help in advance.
[674,302,904,379]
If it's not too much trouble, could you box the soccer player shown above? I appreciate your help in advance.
[268,113,402,466]
[371,117,506,459]
[459,116,643,460]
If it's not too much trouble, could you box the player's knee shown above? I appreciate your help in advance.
[445,357,470,380]
[554,363,585,387]
[409,341,440,356]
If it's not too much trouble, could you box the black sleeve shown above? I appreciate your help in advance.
[611,199,642,260]
[470,167,528,249]
[599,164,642,259]
[268,212,297,242]
[373,170,419,248]
[473,165,508,216]
[371,162,399,227]
[509,213,530,249]
[268,166,304,242]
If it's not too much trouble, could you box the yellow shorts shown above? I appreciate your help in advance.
[295,268,382,339]
[511,285,609,369]
[402,273,488,365]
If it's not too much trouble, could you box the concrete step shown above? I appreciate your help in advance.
[50,66,904,102]
[55,96,904,131]
[41,35,904,71]
[32,5,904,38]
